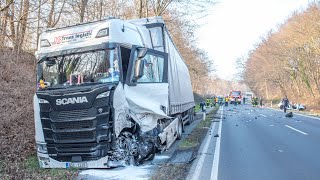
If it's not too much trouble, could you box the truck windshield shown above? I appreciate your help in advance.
[231,91,241,96]
[38,49,120,88]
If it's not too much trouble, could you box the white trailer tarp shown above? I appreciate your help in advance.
[164,30,194,114]
[130,17,195,115]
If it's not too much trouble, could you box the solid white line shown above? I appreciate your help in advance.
[259,114,267,117]
[294,113,320,121]
[210,106,223,180]
[267,107,320,121]
[190,111,217,180]
[285,125,308,135]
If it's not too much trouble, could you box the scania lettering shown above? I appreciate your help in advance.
[56,97,89,105]
[34,17,195,168]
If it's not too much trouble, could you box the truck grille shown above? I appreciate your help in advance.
[58,109,89,120]
[54,131,95,142]
[37,87,112,162]
[52,120,94,130]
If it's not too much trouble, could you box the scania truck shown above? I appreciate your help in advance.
[34,16,195,168]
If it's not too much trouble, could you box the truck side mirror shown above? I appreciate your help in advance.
[133,58,145,81]
[137,47,148,58]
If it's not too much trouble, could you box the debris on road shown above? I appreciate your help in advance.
[285,112,293,118]
[170,149,196,164]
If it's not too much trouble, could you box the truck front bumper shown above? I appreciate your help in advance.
[37,152,110,169]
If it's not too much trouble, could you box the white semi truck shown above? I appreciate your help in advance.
[34,16,195,168]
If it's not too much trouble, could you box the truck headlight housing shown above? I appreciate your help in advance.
[40,39,51,47]
[96,91,110,99]
[96,28,109,38]
[36,142,48,154]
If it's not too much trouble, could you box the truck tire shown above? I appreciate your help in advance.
[186,109,194,125]
[144,145,156,161]
[177,119,183,140]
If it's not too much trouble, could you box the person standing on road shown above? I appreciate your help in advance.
[200,101,205,112]
[243,97,246,104]
[234,97,238,106]
[225,96,229,106]
[259,97,263,108]
[206,98,210,107]
[282,96,289,113]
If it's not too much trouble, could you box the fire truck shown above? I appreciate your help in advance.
[229,90,242,104]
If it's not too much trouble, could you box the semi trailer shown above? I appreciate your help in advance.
[34,16,195,168]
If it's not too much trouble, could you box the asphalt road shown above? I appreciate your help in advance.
[188,104,320,180]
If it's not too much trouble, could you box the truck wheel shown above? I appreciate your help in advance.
[177,120,183,140]
[186,109,194,125]
[144,145,156,161]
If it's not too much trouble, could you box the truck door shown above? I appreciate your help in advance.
[124,47,169,131]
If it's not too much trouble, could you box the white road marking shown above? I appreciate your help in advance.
[259,114,267,117]
[294,113,320,121]
[190,109,219,180]
[267,107,320,121]
[210,106,224,180]
[285,125,308,135]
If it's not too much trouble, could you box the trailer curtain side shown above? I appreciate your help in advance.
[130,17,195,115]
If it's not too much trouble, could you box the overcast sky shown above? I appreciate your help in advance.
[196,0,311,80]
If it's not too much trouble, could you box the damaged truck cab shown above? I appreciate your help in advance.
[34,17,195,168]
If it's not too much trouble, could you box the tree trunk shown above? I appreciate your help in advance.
[9,2,15,46]
[19,0,30,48]
[264,79,269,99]
[99,0,103,20]
[138,0,143,18]
[145,0,148,17]
[79,0,89,23]
[47,0,55,28]
[0,0,10,47]
[36,0,41,49]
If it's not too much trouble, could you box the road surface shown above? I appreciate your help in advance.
[188,104,320,180]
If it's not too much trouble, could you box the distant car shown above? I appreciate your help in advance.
[278,102,305,111]
[293,103,306,111]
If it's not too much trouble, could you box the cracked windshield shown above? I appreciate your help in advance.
[39,49,119,88]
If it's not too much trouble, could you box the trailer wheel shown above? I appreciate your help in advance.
[177,119,183,140]
[186,109,194,125]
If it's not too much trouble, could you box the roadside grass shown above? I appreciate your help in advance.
[151,164,191,180]
[179,106,219,150]
[24,154,79,179]
[194,104,200,112]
